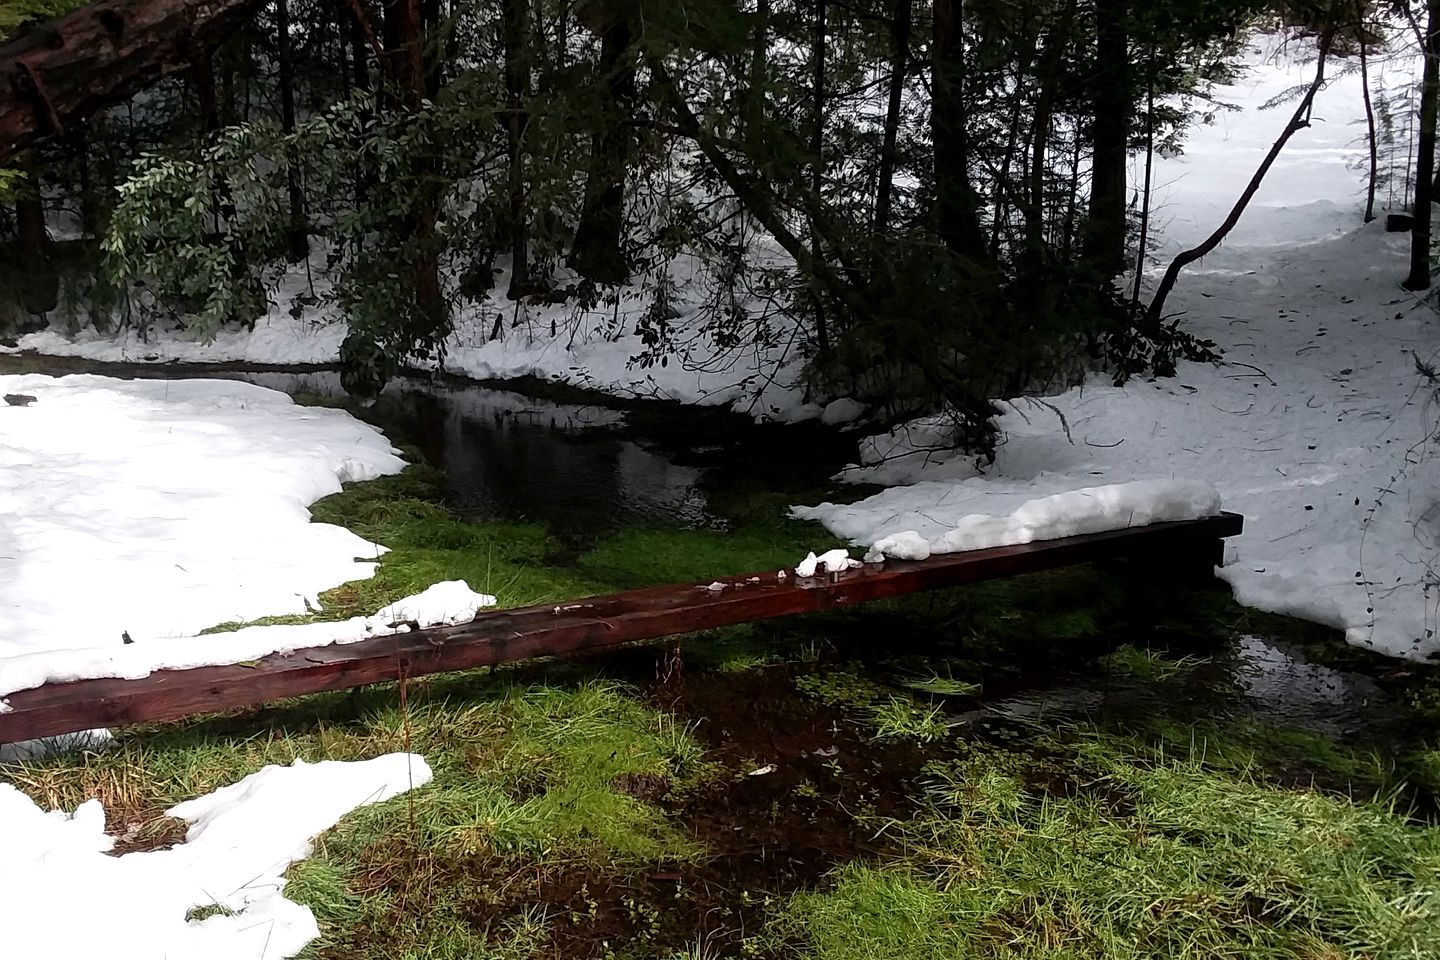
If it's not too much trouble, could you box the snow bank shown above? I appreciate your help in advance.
[0,580,496,702]
[794,37,1440,660]
[2,244,866,424]
[799,221,1440,660]
[0,374,405,676]
[794,481,1221,563]
[0,753,432,960]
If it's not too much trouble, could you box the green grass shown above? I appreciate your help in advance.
[1130,717,1389,789]
[4,675,712,958]
[1100,643,1210,682]
[795,667,954,742]
[760,734,1440,960]
[203,453,843,635]
[575,521,843,589]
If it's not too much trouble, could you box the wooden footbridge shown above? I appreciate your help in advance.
[0,513,1243,744]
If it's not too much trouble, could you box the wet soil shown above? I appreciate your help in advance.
[470,665,941,960]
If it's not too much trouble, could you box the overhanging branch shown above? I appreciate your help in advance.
[0,0,265,162]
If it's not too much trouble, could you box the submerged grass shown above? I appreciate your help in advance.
[762,733,1440,960]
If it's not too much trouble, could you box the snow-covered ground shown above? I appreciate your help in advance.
[6,244,825,422]
[1,753,431,960]
[0,375,407,685]
[0,579,496,706]
[797,37,1440,660]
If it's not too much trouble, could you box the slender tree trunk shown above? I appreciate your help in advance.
[1084,0,1128,276]
[1405,1,1440,291]
[570,5,634,284]
[383,0,446,327]
[421,0,442,99]
[872,0,910,259]
[930,0,988,262]
[988,23,1035,257]
[276,0,309,262]
[1131,44,1155,303]
[75,124,96,237]
[811,0,829,351]
[1025,6,1072,258]
[1361,38,1377,223]
[1148,30,1334,325]
[503,0,530,297]
[193,47,221,136]
[1062,127,1082,257]
[350,12,371,89]
[746,0,770,160]
[651,65,870,325]
[338,4,352,98]
[14,152,57,314]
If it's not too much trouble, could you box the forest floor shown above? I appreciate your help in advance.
[5,29,1440,960]
[6,451,1440,959]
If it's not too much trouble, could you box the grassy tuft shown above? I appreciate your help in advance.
[763,735,1440,960]
[1100,643,1210,681]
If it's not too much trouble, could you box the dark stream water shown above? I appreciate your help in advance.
[234,369,856,544]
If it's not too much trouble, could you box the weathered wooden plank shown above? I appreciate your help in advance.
[0,512,1243,743]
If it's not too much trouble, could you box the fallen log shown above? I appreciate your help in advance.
[0,0,264,162]
[0,512,1243,744]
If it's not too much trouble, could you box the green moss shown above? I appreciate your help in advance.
[575,521,843,589]
[0,0,82,37]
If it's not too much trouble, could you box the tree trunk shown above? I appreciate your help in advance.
[872,0,910,258]
[1025,3,1073,258]
[1405,1,1440,291]
[75,124,96,237]
[1084,0,1128,276]
[930,0,988,263]
[383,0,445,328]
[503,0,530,298]
[350,10,371,90]
[1131,43,1155,303]
[14,152,58,314]
[421,0,442,99]
[193,46,221,135]
[811,0,829,351]
[651,65,869,325]
[276,0,309,262]
[746,0,769,161]
[1147,30,1334,325]
[1361,38,1377,223]
[570,7,634,285]
[0,0,265,162]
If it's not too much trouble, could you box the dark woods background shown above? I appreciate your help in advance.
[0,0,1423,450]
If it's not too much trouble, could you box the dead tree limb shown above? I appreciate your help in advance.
[1145,29,1334,329]
[0,0,264,162]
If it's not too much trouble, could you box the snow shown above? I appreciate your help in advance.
[4,34,1438,662]
[0,374,407,688]
[796,37,1440,660]
[0,580,496,703]
[795,548,862,578]
[0,753,432,960]
[800,480,1221,564]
